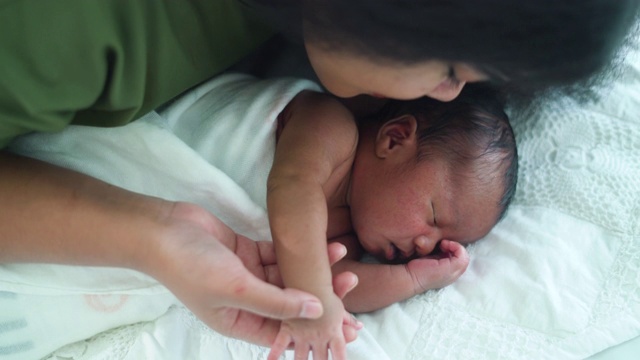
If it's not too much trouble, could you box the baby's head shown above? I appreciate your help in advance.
[349,84,517,261]
[384,84,517,221]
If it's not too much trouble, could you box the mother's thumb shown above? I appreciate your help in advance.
[231,277,324,320]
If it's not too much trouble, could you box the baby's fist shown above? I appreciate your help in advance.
[406,240,469,294]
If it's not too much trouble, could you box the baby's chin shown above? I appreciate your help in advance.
[356,240,386,262]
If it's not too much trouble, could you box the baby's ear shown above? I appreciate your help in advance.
[375,115,418,159]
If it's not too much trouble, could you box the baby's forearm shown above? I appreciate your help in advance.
[331,259,417,313]
[267,181,335,300]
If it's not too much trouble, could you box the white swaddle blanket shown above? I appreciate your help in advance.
[0,74,319,359]
[2,39,640,359]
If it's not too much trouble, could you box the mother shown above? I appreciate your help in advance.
[0,0,637,351]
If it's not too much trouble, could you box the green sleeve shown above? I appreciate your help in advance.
[0,0,273,149]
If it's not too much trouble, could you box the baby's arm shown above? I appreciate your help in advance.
[266,91,359,360]
[331,236,469,313]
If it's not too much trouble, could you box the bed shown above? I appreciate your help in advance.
[1,33,639,360]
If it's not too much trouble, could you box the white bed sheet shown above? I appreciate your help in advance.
[1,33,639,360]
[589,335,640,359]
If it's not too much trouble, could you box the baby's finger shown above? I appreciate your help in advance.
[438,241,469,276]
[440,240,469,261]
[312,343,329,360]
[267,331,291,360]
[294,343,311,360]
[329,337,347,360]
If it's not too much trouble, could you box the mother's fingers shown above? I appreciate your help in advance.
[227,271,323,320]
[256,240,278,265]
[342,323,359,344]
[252,240,346,269]
[327,242,348,265]
[258,242,352,288]
[342,311,363,330]
[332,271,358,300]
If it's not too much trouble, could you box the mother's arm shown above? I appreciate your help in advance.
[0,150,346,346]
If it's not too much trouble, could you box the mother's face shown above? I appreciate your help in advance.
[305,42,487,101]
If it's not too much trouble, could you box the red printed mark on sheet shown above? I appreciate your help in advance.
[84,294,129,313]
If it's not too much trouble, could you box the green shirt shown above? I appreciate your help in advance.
[0,0,273,148]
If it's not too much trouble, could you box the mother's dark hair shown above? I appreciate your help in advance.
[246,0,639,97]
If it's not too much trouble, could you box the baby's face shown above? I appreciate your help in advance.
[349,155,502,262]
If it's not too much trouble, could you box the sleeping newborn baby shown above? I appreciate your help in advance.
[165,73,517,360]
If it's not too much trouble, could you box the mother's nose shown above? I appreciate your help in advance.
[428,80,466,102]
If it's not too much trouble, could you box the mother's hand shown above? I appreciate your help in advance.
[140,202,359,347]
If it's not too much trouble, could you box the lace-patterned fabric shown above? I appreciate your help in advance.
[42,323,145,360]
[514,95,640,234]
[44,306,273,360]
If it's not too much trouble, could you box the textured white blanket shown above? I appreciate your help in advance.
[2,42,639,360]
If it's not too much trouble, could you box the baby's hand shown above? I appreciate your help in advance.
[267,293,355,360]
[406,239,470,294]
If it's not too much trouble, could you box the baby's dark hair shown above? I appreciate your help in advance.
[366,84,518,222]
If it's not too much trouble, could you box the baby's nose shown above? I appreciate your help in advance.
[414,236,436,256]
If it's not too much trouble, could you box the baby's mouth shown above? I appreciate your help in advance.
[385,244,399,261]
[383,243,421,264]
